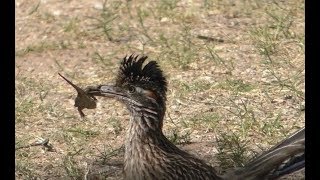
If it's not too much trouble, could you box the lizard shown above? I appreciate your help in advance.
[58,73,97,118]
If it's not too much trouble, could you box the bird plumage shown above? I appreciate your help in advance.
[82,54,304,180]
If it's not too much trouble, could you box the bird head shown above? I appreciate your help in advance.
[89,54,167,122]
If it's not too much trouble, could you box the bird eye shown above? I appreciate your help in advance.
[128,85,136,93]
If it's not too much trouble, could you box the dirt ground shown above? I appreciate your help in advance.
[16,0,304,179]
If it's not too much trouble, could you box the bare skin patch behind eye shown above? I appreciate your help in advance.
[143,89,157,100]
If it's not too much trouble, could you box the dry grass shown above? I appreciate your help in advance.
[16,0,304,179]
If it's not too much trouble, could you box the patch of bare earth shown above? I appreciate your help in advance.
[16,0,304,179]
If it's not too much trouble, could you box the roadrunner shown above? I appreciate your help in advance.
[71,55,304,179]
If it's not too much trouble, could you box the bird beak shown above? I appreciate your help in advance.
[85,85,125,98]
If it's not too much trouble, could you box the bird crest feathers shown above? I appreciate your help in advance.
[116,54,167,99]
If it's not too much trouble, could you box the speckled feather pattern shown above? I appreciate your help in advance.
[86,55,304,180]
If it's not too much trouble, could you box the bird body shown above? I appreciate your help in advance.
[124,114,221,180]
[79,54,304,180]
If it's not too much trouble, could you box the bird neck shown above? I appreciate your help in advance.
[125,110,165,147]
[123,111,165,179]
[123,107,222,180]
